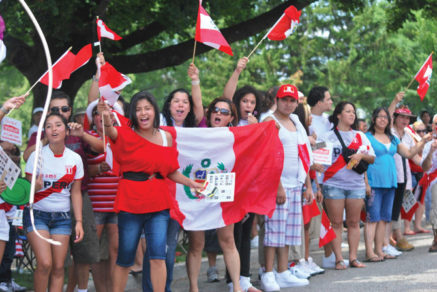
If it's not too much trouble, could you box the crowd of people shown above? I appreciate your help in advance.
[0,54,436,292]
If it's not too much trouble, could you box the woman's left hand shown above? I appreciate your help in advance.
[348,153,363,166]
[0,181,6,194]
[74,221,84,243]
[365,184,372,197]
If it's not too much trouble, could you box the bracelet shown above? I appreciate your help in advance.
[0,106,9,114]
[191,80,200,86]
[92,75,99,82]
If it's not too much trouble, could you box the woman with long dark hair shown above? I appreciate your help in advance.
[364,107,428,261]
[320,101,375,270]
[101,91,202,291]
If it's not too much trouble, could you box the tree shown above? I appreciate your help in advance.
[0,0,366,107]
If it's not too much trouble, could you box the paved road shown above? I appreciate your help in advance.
[97,226,437,291]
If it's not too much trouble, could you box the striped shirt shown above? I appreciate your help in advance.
[86,130,120,212]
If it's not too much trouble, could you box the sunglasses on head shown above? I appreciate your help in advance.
[212,107,231,116]
[50,106,70,113]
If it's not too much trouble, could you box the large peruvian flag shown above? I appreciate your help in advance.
[40,44,92,89]
[414,53,433,101]
[164,121,283,230]
[195,0,233,56]
[267,5,301,41]
[98,62,131,105]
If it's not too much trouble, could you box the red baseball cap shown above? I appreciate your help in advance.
[276,84,299,100]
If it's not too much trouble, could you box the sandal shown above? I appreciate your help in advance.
[335,260,347,270]
[364,256,384,262]
[383,254,397,260]
[350,259,366,268]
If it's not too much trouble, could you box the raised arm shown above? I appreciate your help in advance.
[100,100,118,141]
[88,52,106,104]
[223,57,248,101]
[388,91,404,122]
[0,94,27,122]
[188,63,204,125]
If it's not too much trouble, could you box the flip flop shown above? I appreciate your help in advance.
[383,254,397,260]
[364,256,384,262]
[403,231,416,236]
[350,259,366,268]
[415,229,431,234]
[335,260,347,270]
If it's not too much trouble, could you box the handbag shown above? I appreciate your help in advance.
[333,129,369,174]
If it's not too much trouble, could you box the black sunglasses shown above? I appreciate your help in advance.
[50,106,70,113]
[416,130,427,134]
[212,107,231,116]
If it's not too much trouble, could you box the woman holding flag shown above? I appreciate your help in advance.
[320,101,375,270]
[100,92,202,292]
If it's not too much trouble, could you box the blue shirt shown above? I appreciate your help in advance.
[366,132,400,188]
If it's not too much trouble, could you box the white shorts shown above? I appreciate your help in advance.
[0,210,10,242]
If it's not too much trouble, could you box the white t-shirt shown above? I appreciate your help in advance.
[422,141,437,174]
[238,119,249,127]
[26,145,84,212]
[320,130,375,189]
[392,128,413,189]
[309,114,332,138]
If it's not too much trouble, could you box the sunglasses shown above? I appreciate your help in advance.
[212,107,231,116]
[50,106,70,113]
[416,130,427,134]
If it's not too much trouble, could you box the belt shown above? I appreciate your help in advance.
[122,171,164,181]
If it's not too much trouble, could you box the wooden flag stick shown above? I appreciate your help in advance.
[101,112,106,153]
[24,46,73,96]
[192,40,197,64]
[96,16,102,53]
[405,51,434,90]
[247,37,266,59]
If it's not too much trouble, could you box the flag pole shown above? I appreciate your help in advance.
[96,16,102,53]
[247,13,285,59]
[405,51,434,90]
[192,40,197,64]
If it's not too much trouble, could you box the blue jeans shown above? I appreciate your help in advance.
[143,218,180,292]
[365,187,395,222]
[23,208,72,235]
[322,184,366,200]
[116,210,169,268]
[0,222,16,282]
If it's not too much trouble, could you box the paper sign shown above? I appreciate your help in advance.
[198,172,235,202]
[12,209,23,227]
[0,146,21,189]
[312,144,333,165]
[0,117,22,146]
[402,189,417,213]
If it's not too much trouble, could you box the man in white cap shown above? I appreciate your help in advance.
[27,107,43,139]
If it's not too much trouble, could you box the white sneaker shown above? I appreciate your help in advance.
[0,282,11,292]
[289,265,310,279]
[383,244,402,256]
[240,276,260,291]
[207,266,219,282]
[10,279,26,292]
[275,270,309,288]
[261,271,280,292]
[251,235,259,249]
[321,253,349,268]
[258,267,265,280]
[296,259,314,276]
[307,257,325,275]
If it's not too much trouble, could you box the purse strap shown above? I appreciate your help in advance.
[333,128,348,150]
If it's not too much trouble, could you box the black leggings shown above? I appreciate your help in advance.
[392,183,406,221]
[226,213,255,282]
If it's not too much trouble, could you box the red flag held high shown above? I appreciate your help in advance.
[319,210,336,248]
[414,53,432,101]
[195,1,233,56]
[98,62,132,106]
[267,5,301,41]
[96,19,122,41]
[40,44,92,89]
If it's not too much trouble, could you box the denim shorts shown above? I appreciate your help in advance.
[322,184,366,200]
[94,212,118,225]
[116,209,169,267]
[23,207,71,235]
[365,187,395,222]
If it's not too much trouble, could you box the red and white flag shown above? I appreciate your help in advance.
[319,210,336,248]
[195,1,233,56]
[267,5,301,41]
[302,199,320,225]
[96,19,122,41]
[165,121,283,230]
[414,53,433,101]
[98,62,131,105]
[40,44,92,89]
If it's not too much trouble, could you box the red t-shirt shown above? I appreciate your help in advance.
[110,126,179,213]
